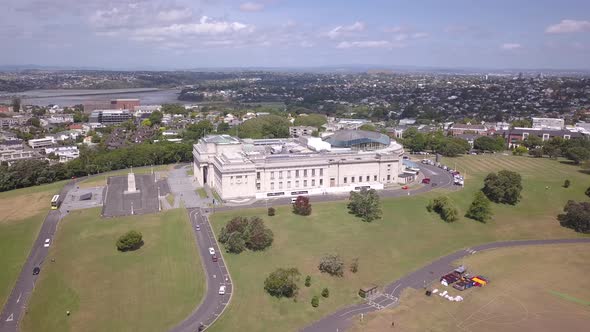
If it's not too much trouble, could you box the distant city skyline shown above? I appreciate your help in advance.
[1,0,590,70]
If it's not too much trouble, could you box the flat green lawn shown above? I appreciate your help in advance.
[22,208,204,332]
[78,165,171,188]
[0,181,66,308]
[208,155,590,332]
[196,188,208,199]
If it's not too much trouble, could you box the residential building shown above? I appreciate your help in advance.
[89,110,133,125]
[28,136,56,149]
[45,146,79,162]
[193,131,405,201]
[0,139,24,151]
[111,99,140,110]
[289,126,315,137]
[501,127,584,148]
[0,105,9,113]
[532,117,564,130]
[449,123,489,136]
[0,149,37,165]
[0,116,30,129]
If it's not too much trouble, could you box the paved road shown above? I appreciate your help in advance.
[301,238,590,332]
[169,208,232,332]
[0,181,75,332]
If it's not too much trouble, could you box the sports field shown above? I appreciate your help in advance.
[350,244,590,332]
[0,181,66,308]
[208,155,589,332]
[21,208,204,332]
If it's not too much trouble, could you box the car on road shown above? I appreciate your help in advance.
[195,224,201,231]
[44,238,50,247]
[208,247,215,255]
[212,254,218,262]
[422,178,431,184]
[402,185,409,190]
[33,267,40,275]
[219,285,226,295]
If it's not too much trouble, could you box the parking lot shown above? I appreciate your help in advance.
[60,186,105,212]
[102,174,168,217]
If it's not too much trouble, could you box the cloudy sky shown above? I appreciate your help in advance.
[2,0,590,69]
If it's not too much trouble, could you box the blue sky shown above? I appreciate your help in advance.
[1,0,590,69]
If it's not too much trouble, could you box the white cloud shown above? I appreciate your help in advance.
[156,8,193,22]
[336,40,397,49]
[545,19,590,34]
[327,21,366,39]
[134,16,254,39]
[501,43,522,50]
[239,2,265,12]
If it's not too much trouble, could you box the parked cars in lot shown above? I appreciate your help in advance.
[218,285,226,295]
[44,238,50,248]
[208,247,215,255]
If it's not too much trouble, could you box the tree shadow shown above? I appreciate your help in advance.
[118,240,144,252]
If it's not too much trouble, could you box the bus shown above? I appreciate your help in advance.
[51,195,61,210]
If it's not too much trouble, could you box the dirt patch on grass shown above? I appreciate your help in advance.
[0,192,52,225]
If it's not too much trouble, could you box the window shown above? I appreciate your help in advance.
[312,169,315,176]
[304,169,308,177]
[270,182,274,190]
[374,175,377,181]
[542,133,550,141]
[257,172,260,180]
[312,179,315,186]
[296,170,299,178]
[271,171,275,180]
[287,171,291,178]
[279,182,283,189]
[320,179,323,186]
[296,180,300,187]
[320,168,323,176]
[387,175,391,181]
[564,135,571,140]
[230,176,234,184]
[522,133,529,139]
[351,176,355,183]
[366,176,370,182]
[279,171,283,179]
[344,177,347,184]
[287,181,291,188]
[304,180,308,187]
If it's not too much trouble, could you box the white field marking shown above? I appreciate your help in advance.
[6,313,14,322]
[213,274,216,279]
[390,283,402,296]
[16,293,21,303]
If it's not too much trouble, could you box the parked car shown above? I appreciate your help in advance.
[212,254,218,262]
[208,247,215,255]
[422,178,431,184]
[402,185,409,190]
[33,267,40,275]
[219,285,226,295]
[44,238,50,248]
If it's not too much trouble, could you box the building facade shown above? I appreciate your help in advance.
[89,110,133,125]
[289,126,315,137]
[193,132,405,201]
[501,127,583,148]
[532,117,564,130]
[111,99,140,110]
[28,136,56,149]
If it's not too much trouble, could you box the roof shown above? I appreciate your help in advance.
[202,134,241,144]
[505,128,583,137]
[451,124,487,130]
[324,130,390,148]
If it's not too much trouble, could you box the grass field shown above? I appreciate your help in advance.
[196,188,208,199]
[208,155,590,332]
[350,244,590,332]
[0,181,66,308]
[77,164,172,188]
[166,193,175,206]
[21,208,204,332]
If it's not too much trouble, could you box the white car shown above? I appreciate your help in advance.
[218,285,226,295]
[208,247,215,255]
[44,238,50,248]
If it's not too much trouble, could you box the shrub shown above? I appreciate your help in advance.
[482,170,523,205]
[318,254,344,277]
[586,186,590,198]
[557,200,590,234]
[116,230,143,252]
[305,275,311,287]
[563,179,571,188]
[219,216,273,253]
[264,268,300,298]
[427,196,459,222]
[347,188,382,222]
[292,196,312,216]
[350,257,359,273]
[311,295,319,307]
[321,288,330,298]
[465,191,493,223]
[267,207,275,216]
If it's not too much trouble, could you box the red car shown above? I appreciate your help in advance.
[212,254,218,262]
[402,185,409,190]
[421,178,431,184]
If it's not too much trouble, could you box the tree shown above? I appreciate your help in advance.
[474,136,505,152]
[557,200,590,233]
[439,139,470,157]
[217,122,230,133]
[318,254,344,277]
[219,216,273,253]
[148,111,163,125]
[586,187,590,198]
[264,268,300,298]
[513,146,528,156]
[161,104,187,115]
[359,124,377,132]
[245,218,274,251]
[237,115,290,139]
[321,288,330,298]
[28,117,41,128]
[225,232,247,254]
[184,120,214,141]
[427,196,459,222]
[465,191,493,223]
[305,275,311,287]
[311,295,319,307]
[521,135,543,149]
[11,97,21,112]
[482,170,523,205]
[141,119,152,127]
[350,257,359,273]
[564,179,571,188]
[528,147,543,158]
[293,196,312,216]
[510,119,532,128]
[564,147,590,164]
[293,114,327,129]
[267,207,275,216]
[116,230,143,251]
[347,188,382,222]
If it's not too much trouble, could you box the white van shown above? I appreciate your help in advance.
[291,197,298,204]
